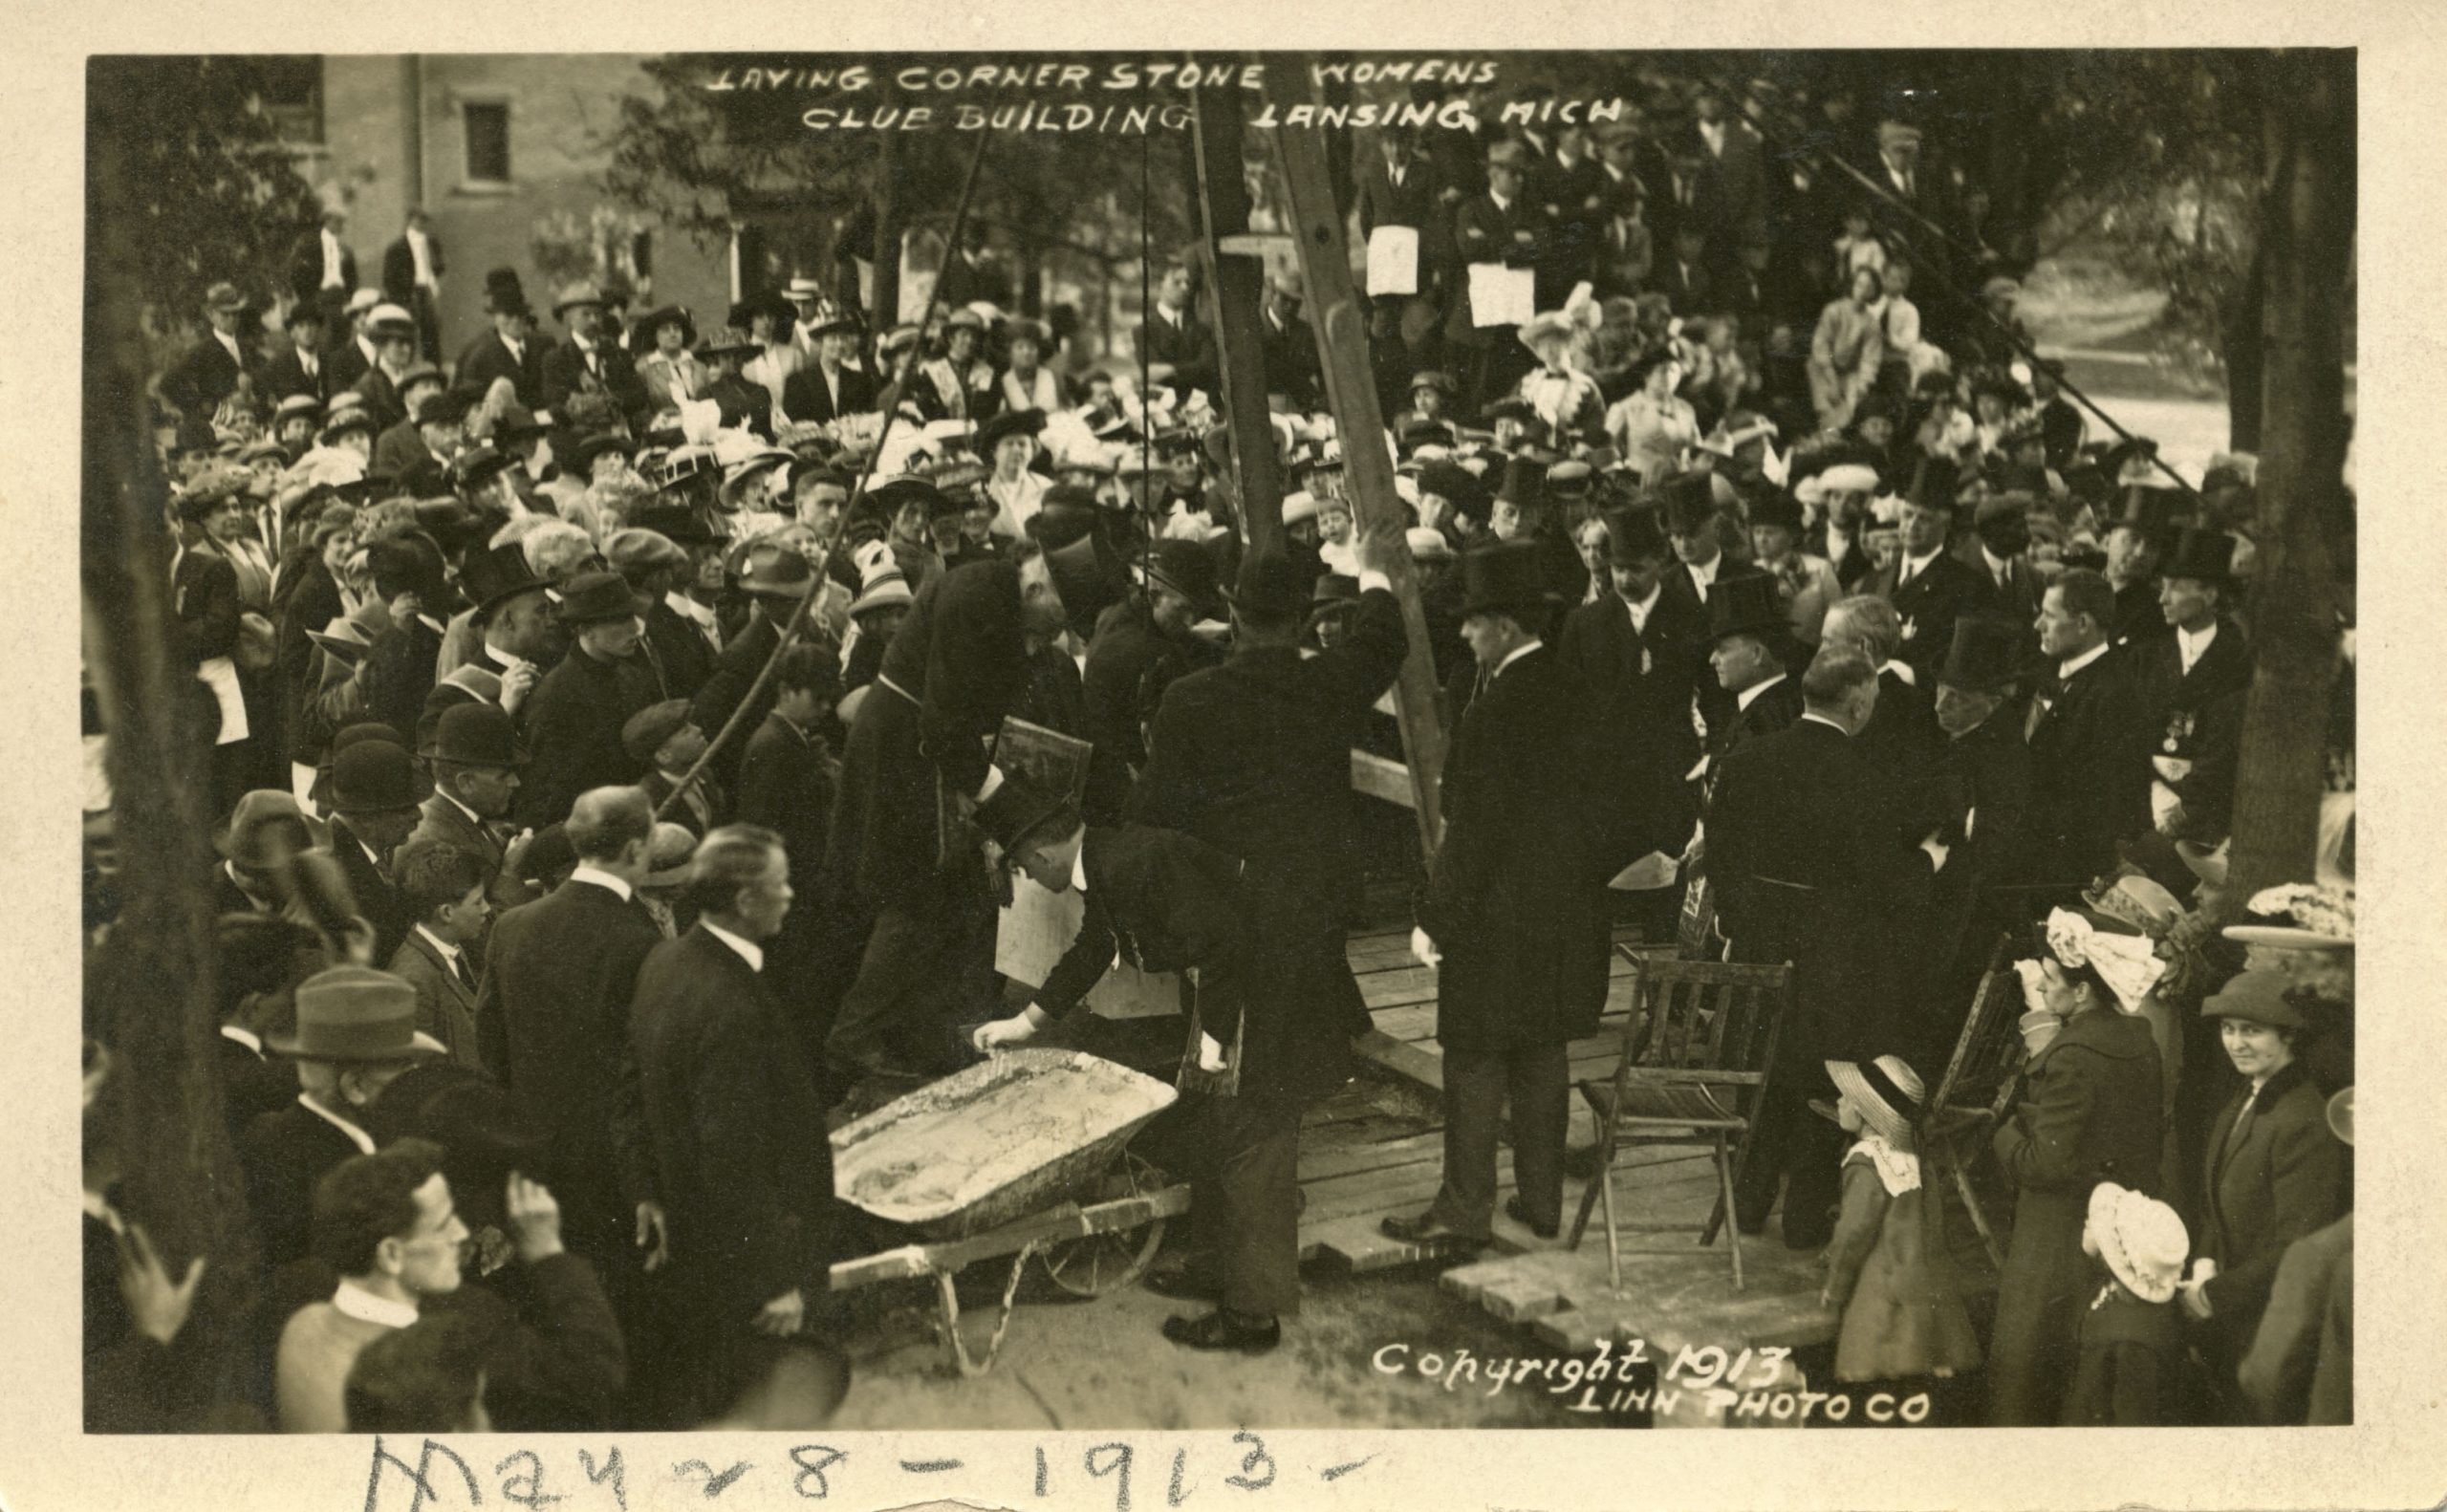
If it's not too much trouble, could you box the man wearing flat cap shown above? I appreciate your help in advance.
[613,519,723,705]
[517,572,662,831]
[690,541,819,798]
[625,699,720,838]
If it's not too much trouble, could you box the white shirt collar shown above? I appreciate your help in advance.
[1490,637,1544,682]
[1901,546,1943,579]
[438,788,484,828]
[1981,545,2013,579]
[1736,672,1788,711]
[215,330,244,363]
[2177,621,2219,669]
[1800,710,1850,735]
[666,590,717,628]
[1687,554,1720,589]
[1624,584,1661,629]
[413,923,464,966]
[702,919,764,973]
[1071,846,1090,894]
[221,1024,264,1056]
[355,834,383,871]
[1489,189,1514,212]
[2058,641,2111,680]
[297,1094,378,1156]
[331,1278,420,1330]
[569,864,633,902]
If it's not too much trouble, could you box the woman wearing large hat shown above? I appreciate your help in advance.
[998,318,1065,416]
[631,306,707,414]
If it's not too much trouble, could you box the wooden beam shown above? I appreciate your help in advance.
[827,1185,1192,1290]
[1350,748,1416,810]
[1188,79,1287,558]
[1261,64,1448,857]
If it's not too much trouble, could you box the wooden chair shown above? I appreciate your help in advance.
[1566,949,1796,1292]
[1916,935,2030,1269]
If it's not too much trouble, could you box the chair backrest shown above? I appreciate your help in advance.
[1620,953,1795,1087]
[1926,933,2028,1115]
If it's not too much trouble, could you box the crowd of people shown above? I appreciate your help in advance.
[84,82,2354,1436]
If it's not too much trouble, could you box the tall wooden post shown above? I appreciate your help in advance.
[1261,63,1447,854]
[1188,80,1287,558]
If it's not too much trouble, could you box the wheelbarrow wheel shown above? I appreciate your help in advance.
[1040,1149,1168,1297]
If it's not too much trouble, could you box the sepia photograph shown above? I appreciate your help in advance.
[20,17,2414,1508]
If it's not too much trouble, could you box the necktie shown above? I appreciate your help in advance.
[2220,1088,2261,1162]
[451,953,478,997]
[303,356,316,378]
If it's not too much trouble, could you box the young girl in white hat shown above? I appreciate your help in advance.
[1820,1053,1981,1384]
[2060,1181,2189,1425]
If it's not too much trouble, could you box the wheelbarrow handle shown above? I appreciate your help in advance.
[932,1239,1043,1378]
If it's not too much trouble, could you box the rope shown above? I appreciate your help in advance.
[650,126,999,824]
[1706,72,2202,497]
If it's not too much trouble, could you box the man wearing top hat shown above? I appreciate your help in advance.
[517,572,663,831]
[411,701,537,915]
[1701,571,1806,776]
[240,964,450,1271]
[421,545,557,750]
[2135,528,2253,850]
[2107,484,2188,649]
[2025,567,2155,892]
[320,735,422,965]
[1385,541,1618,1253]
[826,529,1112,1090]
[780,302,877,427]
[1558,504,1707,844]
[1079,536,1225,824]
[457,270,547,411]
[1484,455,1587,634]
[1866,458,1986,684]
[159,281,262,436]
[1710,650,1952,1245]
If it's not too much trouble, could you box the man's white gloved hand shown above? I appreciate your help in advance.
[1410,926,1442,970]
[971,1004,1050,1053]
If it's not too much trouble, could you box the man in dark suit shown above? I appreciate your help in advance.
[1386,544,1617,1251]
[826,536,1099,1088]
[1653,226,1715,318]
[158,282,260,436]
[356,534,451,748]
[384,837,490,1069]
[321,737,421,965]
[628,825,835,1425]
[780,307,877,425]
[1961,493,2046,633]
[1255,270,1324,414]
[419,546,557,749]
[2135,529,2254,851]
[539,281,649,425]
[242,965,447,1270]
[381,208,447,362]
[1867,469,1987,684]
[289,206,360,324]
[2025,568,2155,892]
[1820,594,1945,832]
[1709,651,1950,1245]
[735,642,841,1057]
[1126,534,1406,1350]
[476,786,668,1304]
[608,526,716,705]
[516,572,663,832]
[1805,464,1884,590]
[455,277,547,411]
[1080,539,1224,824]
[1354,121,1447,407]
[689,543,815,798]
[347,306,429,433]
[325,291,380,393]
[411,701,535,914]
[263,303,335,405]
[1701,574,1805,774]
[1138,259,1220,398]
[1445,140,1544,413]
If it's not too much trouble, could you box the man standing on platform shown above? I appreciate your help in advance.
[1127,531,1407,1350]
[1385,542,1615,1251]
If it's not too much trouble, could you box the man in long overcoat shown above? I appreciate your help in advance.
[1385,542,1618,1248]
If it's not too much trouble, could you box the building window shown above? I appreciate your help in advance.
[463,101,510,185]
[258,56,323,146]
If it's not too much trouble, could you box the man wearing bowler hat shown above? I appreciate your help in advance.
[1080,536,1224,824]
[517,572,661,831]
[689,541,818,797]
[1124,532,1408,1348]
[616,517,725,705]
[266,301,335,406]
[240,964,449,1271]
[825,527,1108,1094]
[1387,541,1617,1252]
[2137,527,2253,850]
[411,701,534,913]
[320,737,422,964]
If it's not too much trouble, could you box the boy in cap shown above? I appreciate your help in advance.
[623,699,719,837]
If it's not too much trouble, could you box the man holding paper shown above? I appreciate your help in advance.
[1356,121,1448,411]
[1444,139,1545,413]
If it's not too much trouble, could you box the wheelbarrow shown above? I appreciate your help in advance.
[826,1048,1190,1375]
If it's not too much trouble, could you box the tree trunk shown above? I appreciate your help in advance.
[85,71,262,1421]
[873,98,904,327]
[2224,50,2353,909]
[2220,241,2266,452]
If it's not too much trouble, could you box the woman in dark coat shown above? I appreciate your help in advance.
[2181,969,2348,1421]
[1985,941,2165,1426]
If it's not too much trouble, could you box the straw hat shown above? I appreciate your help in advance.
[641,822,701,889]
[2086,1182,2189,1304]
[1824,1054,1924,1146]
[2223,882,2353,951]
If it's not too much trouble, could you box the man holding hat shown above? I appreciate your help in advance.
[1386,541,1616,1252]
[781,301,877,426]
[825,531,1095,1091]
[517,572,661,831]
[320,735,423,964]
[456,270,547,411]
[240,963,448,1271]
[2136,527,2252,850]
[1080,536,1224,823]
[411,701,536,913]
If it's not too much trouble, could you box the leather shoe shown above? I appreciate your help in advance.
[1161,1308,1280,1354]
[1378,1211,1492,1251]
[1141,1266,1223,1304]
[1504,1195,1560,1241]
